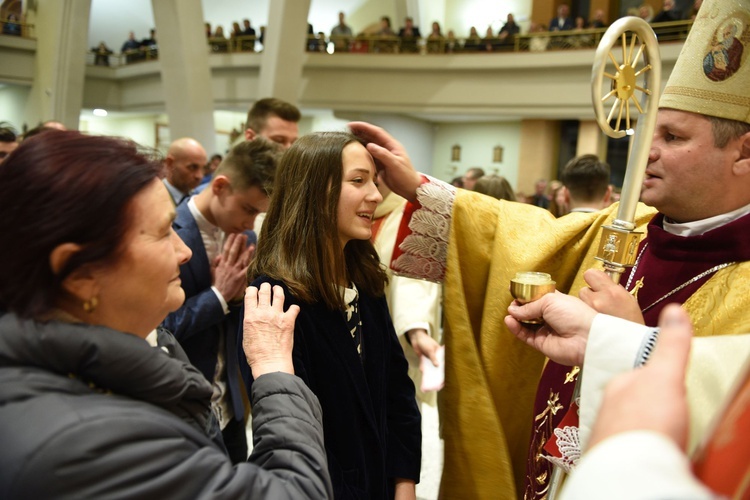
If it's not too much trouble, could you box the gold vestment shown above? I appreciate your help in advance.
[438,190,750,499]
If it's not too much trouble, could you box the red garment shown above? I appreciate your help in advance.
[693,363,750,499]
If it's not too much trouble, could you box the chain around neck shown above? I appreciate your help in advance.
[625,242,738,314]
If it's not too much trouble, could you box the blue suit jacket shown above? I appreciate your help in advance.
[162,201,247,421]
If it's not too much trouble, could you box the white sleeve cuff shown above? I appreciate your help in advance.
[211,286,230,315]
[401,322,431,338]
[579,314,655,450]
[561,431,713,500]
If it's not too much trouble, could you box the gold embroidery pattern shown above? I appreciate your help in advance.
[629,277,645,299]
[564,367,580,384]
[663,85,750,107]
[526,391,564,500]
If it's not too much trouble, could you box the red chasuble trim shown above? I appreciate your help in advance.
[389,175,427,269]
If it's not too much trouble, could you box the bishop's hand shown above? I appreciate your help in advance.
[579,269,645,324]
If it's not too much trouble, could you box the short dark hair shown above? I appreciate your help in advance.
[709,116,750,148]
[245,98,301,134]
[21,125,59,141]
[0,131,162,318]
[0,122,17,143]
[560,154,610,203]
[214,138,282,194]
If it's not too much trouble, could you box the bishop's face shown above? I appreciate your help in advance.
[642,109,743,223]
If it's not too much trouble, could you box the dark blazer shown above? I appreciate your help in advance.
[397,27,422,38]
[162,200,246,421]
[549,16,574,31]
[651,10,681,23]
[249,276,422,499]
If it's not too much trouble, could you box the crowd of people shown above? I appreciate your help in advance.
[206,18,258,53]
[2,0,749,498]
[114,29,158,64]
[101,1,700,66]
[322,2,699,55]
[452,153,617,219]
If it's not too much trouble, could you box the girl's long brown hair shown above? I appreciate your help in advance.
[248,132,386,310]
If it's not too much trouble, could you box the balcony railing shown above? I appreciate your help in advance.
[326,19,692,54]
[0,19,35,39]
[84,20,692,67]
[207,35,257,53]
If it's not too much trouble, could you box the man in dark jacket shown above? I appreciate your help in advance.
[398,16,422,53]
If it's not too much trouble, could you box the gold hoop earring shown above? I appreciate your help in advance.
[82,296,99,313]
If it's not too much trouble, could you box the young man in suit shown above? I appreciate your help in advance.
[162,138,281,463]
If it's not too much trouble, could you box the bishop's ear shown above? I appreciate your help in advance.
[734,130,750,176]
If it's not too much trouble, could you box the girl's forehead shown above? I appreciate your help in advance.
[342,143,375,171]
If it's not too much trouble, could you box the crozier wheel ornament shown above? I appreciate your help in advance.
[590,17,662,282]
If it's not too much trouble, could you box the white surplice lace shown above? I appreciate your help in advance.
[542,425,581,474]
[391,177,456,282]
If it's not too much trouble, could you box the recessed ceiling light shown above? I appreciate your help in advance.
[93,108,108,117]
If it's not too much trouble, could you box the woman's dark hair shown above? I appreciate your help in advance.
[0,130,162,318]
[248,131,386,309]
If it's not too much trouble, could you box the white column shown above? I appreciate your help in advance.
[258,0,311,103]
[25,0,91,129]
[152,0,216,153]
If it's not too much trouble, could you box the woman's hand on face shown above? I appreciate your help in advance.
[243,283,299,379]
[504,291,596,366]
[348,121,421,202]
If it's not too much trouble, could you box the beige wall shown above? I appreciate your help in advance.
[576,120,606,156]
[518,119,559,195]
[433,121,522,186]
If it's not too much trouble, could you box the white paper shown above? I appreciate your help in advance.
[420,345,445,392]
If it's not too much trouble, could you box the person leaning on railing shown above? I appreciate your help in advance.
[2,13,21,36]
[92,42,113,66]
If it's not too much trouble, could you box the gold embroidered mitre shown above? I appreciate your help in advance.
[660,0,750,124]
